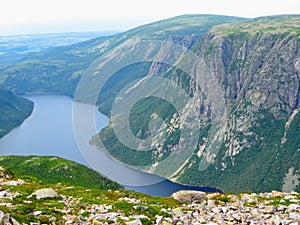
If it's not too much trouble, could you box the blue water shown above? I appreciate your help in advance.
[0,95,218,196]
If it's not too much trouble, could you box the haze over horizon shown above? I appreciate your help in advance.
[1,0,299,36]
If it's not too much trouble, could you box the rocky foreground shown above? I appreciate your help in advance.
[0,167,299,225]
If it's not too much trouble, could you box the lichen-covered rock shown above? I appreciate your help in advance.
[28,188,58,200]
[171,190,206,203]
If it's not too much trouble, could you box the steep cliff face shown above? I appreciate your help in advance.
[175,16,300,192]
[92,15,300,193]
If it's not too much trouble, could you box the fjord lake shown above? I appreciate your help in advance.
[0,95,218,196]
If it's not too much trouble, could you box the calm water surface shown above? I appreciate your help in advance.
[0,95,218,196]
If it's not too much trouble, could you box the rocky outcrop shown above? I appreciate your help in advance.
[0,168,300,224]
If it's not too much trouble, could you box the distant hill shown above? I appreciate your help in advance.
[0,155,123,190]
[0,86,33,138]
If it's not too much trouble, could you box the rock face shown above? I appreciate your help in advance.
[174,17,300,193]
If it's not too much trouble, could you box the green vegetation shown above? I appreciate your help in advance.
[0,165,180,224]
[93,125,155,167]
[0,155,123,190]
[0,86,33,138]
[177,109,300,193]
[211,15,300,35]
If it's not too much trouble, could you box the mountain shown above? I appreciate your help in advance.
[0,155,122,190]
[0,14,299,193]
[0,15,244,95]
[88,15,300,193]
[0,86,33,138]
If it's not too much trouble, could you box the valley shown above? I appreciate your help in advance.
[0,14,299,196]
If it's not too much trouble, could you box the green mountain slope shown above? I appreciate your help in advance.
[0,155,123,190]
[90,15,300,193]
[0,86,33,138]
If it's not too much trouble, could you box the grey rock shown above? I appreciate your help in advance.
[28,188,58,200]
[125,219,142,225]
[33,211,43,216]
[156,215,163,225]
[287,204,299,212]
[0,211,20,225]
[172,190,206,203]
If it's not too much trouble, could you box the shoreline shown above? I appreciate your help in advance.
[3,93,220,195]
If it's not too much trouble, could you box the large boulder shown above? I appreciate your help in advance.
[171,190,206,203]
[28,188,58,200]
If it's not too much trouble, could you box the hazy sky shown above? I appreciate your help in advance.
[1,0,299,35]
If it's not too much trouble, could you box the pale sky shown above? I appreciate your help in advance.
[1,0,299,35]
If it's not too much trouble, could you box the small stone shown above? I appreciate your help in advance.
[92,219,101,225]
[156,215,163,224]
[288,212,300,221]
[171,208,184,217]
[287,204,299,212]
[271,190,284,198]
[262,206,276,214]
[277,205,287,212]
[207,200,215,207]
[63,215,77,221]
[284,195,297,200]
[2,179,25,186]
[0,213,20,225]
[105,205,112,210]
[133,205,148,210]
[221,207,228,213]
[160,208,169,214]
[225,216,235,222]
[125,219,142,225]
[264,219,275,225]
[232,213,241,222]
[49,217,56,223]
[33,211,43,216]
[162,221,173,225]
